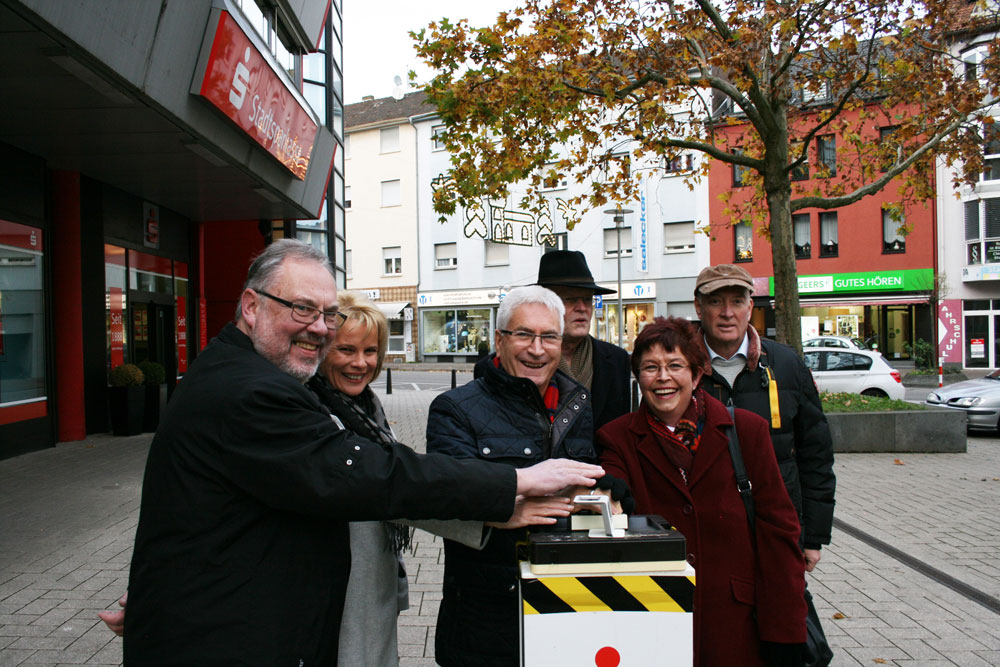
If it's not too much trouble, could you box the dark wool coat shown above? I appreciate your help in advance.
[597,395,806,667]
[591,336,633,430]
[700,328,836,548]
[428,355,596,666]
[124,324,516,666]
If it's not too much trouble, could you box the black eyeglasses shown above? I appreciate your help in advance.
[255,290,347,328]
[499,329,563,346]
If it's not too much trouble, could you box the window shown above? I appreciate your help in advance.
[664,154,693,173]
[790,142,809,181]
[600,151,631,183]
[882,210,905,253]
[344,186,351,209]
[985,199,1000,263]
[484,240,509,266]
[388,319,405,352]
[879,126,898,172]
[817,135,836,176]
[380,179,400,207]
[345,250,352,278]
[543,232,567,253]
[1,221,47,413]
[435,242,458,269]
[604,227,633,257]
[663,221,695,253]
[802,80,830,104]
[432,125,446,151]
[825,352,872,371]
[820,212,838,257]
[539,163,568,191]
[967,200,982,265]
[963,47,987,82]
[421,308,492,355]
[380,126,400,153]
[793,214,811,259]
[734,221,753,261]
[984,122,1000,181]
[382,246,401,275]
[732,148,749,187]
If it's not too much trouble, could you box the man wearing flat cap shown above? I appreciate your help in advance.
[536,250,631,430]
[695,263,836,663]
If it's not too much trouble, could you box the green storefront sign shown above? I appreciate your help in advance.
[767,268,934,296]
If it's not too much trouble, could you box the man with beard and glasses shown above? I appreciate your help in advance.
[120,240,605,665]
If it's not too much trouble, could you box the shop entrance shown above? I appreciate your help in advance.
[129,292,177,385]
[601,302,653,351]
[883,306,912,360]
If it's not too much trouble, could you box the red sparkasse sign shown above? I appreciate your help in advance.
[196,10,317,180]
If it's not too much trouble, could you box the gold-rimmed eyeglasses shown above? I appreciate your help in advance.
[638,362,690,378]
[255,290,347,328]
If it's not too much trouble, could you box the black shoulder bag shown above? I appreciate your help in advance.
[725,406,833,667]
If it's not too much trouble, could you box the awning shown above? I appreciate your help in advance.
[769,294,931,308]
[376,302,410,320]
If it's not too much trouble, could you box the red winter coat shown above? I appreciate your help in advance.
[597,394,806,666]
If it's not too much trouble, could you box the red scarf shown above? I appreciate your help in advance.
[494,356,559,422]
[645,389,706,483]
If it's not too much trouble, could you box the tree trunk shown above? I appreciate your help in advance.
[767,188,803,356]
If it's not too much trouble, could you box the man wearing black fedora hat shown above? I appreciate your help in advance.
[536,250,631,430]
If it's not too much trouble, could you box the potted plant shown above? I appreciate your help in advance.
[108,363,145,436]
[138,360,167,432]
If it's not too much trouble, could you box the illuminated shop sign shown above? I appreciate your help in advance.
[192,8,318,179]
[767,268,934,296]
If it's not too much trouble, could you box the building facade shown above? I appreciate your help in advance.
[0,0,346,458]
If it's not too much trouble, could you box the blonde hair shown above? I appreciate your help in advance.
[334,292,390,381]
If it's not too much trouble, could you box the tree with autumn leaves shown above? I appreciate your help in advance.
[414,0,1000,352]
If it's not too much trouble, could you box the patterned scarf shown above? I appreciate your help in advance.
[645,388,707,484]
[307,376,414,556]
[494,356,559,422]
[558,334,593,390]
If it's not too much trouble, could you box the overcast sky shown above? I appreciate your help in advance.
[342,1,521,104]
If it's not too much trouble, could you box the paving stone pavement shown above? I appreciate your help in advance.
[2,385,1000,666]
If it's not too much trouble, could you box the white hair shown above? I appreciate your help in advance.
[496,286,565,334]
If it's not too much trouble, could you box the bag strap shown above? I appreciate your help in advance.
[726,405,756,540]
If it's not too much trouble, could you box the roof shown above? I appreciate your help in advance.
[344,91,435,130]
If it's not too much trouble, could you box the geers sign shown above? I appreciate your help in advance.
[191,8,318,180]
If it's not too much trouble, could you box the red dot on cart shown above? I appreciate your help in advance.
[595,646,620,667]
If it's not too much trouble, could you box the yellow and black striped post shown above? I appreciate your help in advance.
[519,564,695,666]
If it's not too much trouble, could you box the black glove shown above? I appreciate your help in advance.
[594,473,635,515]
[759,641,806,667]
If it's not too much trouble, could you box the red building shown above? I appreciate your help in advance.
[707,106,936,361]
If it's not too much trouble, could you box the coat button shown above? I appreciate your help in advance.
[581,393,588,400]
[561,417,569,424]
[523,447,532,455]
[354,445,360,451]
[482,447,491,455]
[346,459,353,466]
[682,504,693,515]
[572,404,580,410]
[687,553,696,564]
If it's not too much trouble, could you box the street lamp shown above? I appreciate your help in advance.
[603,207,633,347]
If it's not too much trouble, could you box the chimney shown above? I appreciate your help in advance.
[362,95,375,102]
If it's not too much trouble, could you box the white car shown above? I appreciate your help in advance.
[802,348,905,399]
[803,336,867,350]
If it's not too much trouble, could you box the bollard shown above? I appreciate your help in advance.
[939,363,944,388]
[451,368,457,389]
[386,367,392,395]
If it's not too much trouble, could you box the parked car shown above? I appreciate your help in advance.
[925,370,1000,432]
[802,348,904,399]
[803,336,867,350]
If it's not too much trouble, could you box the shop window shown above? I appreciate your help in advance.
[382,246,401,275]
[793,214,811,259]
[381,179,400,207]
[129,250,172,294]
[817,135,836,176]
[882,210,905,253]
[663,221,695,253]
[174,262,189,376]
[421,308,491,355]
[380,126,400,153]
[484,240,509,266]
[435,242,458,269]
[820,212,838,257]
[0,221,47,414]
[965,313,989,367]
[604,227,632,257]
[388,319,405,352]
[734,221,753,262]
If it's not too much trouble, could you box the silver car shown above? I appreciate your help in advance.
[926,370,1000,432]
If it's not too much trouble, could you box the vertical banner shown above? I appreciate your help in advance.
[110,287,124,367]
[937,300,963,364]
[634,175,648,273]
[176,296,188,374]
[199,298,208,350]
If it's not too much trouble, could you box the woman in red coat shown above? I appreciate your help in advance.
[597,317,806,666]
